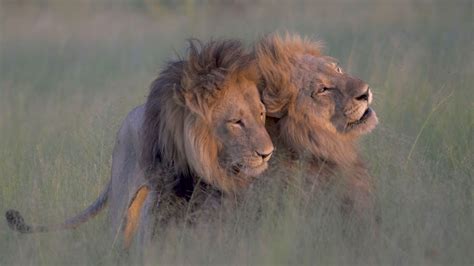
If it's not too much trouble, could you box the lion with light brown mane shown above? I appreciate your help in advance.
[255,33,379,221]
[5,39,274,248]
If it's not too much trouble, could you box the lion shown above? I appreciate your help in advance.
[255,33,378,222]
[5,39,274,248]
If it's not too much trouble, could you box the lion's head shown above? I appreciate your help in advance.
[256,33,377,165]
[142,39,274,194]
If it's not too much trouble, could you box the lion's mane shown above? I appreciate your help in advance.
[255,33,362,168]
[141,39,258,194]
[255,33,375,219]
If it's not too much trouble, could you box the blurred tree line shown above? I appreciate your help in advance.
[1,0,260,15]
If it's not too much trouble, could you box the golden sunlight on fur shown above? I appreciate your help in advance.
[124,39,273,247]
[5,39,274,250]
[123,186,150,249]
[141,39,273,194]
[256,33,378,222]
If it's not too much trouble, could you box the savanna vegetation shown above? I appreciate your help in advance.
[1,1,472,265]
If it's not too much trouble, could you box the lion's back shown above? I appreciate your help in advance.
[108,105,147,233]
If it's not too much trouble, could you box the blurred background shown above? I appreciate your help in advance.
[1,0,472,265]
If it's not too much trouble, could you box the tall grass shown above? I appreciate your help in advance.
[1,1,472,265]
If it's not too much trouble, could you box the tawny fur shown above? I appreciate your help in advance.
[255,33,378,220]
[5,39,273,247]
[141,39,263,194]
[127,39,273,246]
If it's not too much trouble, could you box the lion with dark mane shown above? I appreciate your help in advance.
[6,39,274,248]
[255,33,378,221]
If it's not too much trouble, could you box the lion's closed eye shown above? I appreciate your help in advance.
[228,119,244,128]
[311,86,333,98]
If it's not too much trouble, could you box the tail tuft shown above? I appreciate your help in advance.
[6,209,31,233]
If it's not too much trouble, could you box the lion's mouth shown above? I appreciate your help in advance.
[349,108,371,125]
[346,107,377,132]
[231,164,242,175]
[230,161,268,177]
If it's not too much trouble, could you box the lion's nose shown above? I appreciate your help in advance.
[355,85,370,102]
[256,148,274,162]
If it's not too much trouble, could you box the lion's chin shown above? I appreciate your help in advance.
[231,162,268,179]
[346,107,378,134]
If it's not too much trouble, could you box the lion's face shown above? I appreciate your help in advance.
[144,39,274,194]
[290,55,378,137]
[182,77,274,191]
[211,79,274,178]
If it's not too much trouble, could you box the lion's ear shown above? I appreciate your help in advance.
[260,88,289,119]
[266,109,286,118]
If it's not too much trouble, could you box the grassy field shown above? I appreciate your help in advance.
[1,1,472,265]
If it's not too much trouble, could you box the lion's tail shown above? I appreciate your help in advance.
[5,180,111,233]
